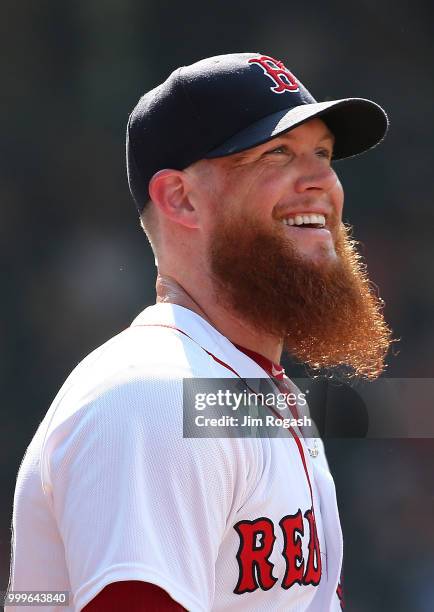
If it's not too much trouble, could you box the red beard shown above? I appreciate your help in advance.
[209,214,392,379]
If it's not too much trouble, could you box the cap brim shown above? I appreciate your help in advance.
[206,98,388,160]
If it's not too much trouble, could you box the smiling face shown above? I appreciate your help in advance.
[184,118,391,378]
[199,118,343,268]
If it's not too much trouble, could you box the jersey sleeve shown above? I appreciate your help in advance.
[43,372,249,612]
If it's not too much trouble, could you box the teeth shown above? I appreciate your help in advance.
[283,213,326,227]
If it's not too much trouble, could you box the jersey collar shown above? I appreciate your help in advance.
[131,303,278,381]
[233,344,285,380]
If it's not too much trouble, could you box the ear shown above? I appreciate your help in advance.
[148,169,199,229]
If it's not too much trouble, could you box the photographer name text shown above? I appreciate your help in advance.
[195,414,312,429]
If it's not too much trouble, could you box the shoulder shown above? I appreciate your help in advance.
[38,304,266,496]
[48,318,215,421]
[41,315,261,484]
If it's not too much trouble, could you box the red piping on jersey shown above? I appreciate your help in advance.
[134,323,315,509]
[233,344,300,422]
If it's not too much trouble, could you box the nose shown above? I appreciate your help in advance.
[293,156,338,194]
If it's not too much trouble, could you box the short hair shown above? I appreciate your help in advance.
[139,201,159,254]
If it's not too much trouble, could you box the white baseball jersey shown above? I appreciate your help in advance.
[8,303,343,611]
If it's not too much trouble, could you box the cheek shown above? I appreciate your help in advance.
[206,163,285,225]
[331,176,344,218]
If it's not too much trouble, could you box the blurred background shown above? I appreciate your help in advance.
[1,0,433,609]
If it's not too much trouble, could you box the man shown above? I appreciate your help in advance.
[8,53,391,611]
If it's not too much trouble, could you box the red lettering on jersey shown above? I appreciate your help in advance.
[280,510,305,589]
[248,55,299,94]
[234,508,323,594]
[303,508,322,585]
[233,517,278,594]
[336,567,345,609]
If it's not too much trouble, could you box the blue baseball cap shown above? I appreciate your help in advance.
[127,52,388,211]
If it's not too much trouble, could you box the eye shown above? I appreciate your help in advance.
[316,147,333,160]
[264,144,290,155]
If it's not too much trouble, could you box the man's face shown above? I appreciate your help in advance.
[189,117,391,378]
[199,118,343,268]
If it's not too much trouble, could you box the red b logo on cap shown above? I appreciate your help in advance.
[249,55,299,94]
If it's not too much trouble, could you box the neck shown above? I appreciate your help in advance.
[156,273,283,363]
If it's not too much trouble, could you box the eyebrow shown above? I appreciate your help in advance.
[279,129,335,144]
[318,132,335,144]
[234,128,335,162]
